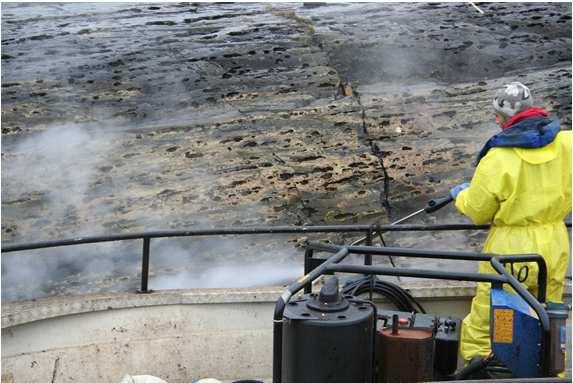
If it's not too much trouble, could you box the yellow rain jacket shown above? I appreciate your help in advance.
[455,130,572,362]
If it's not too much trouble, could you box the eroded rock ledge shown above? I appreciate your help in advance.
[1,3,571,298]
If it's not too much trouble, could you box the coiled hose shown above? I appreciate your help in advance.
[342,275,426,314]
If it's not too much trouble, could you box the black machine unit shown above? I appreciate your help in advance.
[281,278,461,383]
[435,316,462,377]
[273,241,572,383]
[281,277,375,383]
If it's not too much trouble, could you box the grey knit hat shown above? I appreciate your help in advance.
[492,82,533,118]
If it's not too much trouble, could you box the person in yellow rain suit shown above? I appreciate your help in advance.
[449,82,572,363]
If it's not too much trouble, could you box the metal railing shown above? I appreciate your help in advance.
[2,222,570,293]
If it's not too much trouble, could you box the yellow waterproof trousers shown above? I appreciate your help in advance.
[454,131,572,362]
[458,222,570,361]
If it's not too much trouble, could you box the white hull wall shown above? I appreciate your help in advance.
[1,284,477,383]
[3,302,274,383]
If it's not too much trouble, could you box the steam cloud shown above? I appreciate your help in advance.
[151,260,303,290]
[2,123,119,235]
[147,235,303,291]
[1,122,128,301]
[1,124,305,301]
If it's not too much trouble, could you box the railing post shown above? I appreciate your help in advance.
[139,237,151,293]
[364,226,373,264]
[304,248,314,294]
[365,227,374,301]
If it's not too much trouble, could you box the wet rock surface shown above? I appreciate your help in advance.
[1,3,571,300]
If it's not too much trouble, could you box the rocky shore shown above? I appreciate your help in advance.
[1,3,571,299]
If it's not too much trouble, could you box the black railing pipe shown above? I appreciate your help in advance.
[307,241,494,261]
[4,221,570,253]
[309,243,549,302]
[303,248,314,294]
[2,223,508,253]
[365,227,374,301]
[139,238,151,293]
[326,264,507,284]
[3,224,567,300]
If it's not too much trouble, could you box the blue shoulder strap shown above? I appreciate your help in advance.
[475,117,560,165]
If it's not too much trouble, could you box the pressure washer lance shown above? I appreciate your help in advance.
[348,194,453,291]
[350,195,454,246]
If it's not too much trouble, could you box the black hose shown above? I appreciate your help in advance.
[452,355,493,380]
[342,275,426,314]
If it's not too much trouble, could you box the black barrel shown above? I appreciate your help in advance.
[281,277,375,383]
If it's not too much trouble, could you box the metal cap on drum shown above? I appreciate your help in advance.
[380,327,433,340]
